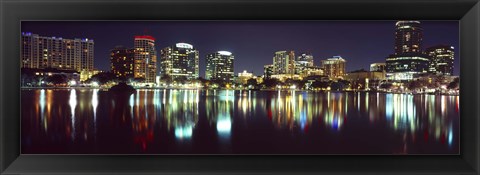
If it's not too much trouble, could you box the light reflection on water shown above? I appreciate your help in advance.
[22,89,459,154]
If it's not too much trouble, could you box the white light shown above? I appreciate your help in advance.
[69,80,77,86]
[92,81,99,87]
[175,126,193,139]
[217,118,231,133]
[176,43,193,49]
[218,51,232,56]
[290,85,296,89]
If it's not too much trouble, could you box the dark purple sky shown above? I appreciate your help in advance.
[21,21,460,76]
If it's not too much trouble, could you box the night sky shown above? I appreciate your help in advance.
[21,21,460,77]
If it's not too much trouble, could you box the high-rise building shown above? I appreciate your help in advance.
[21,32,94,72]
[263,64,274,79]
[160,43,199,80]
[134,35,157,83]
[294,52,314,75]
[386,21,429,80]
[370,63,386,72]
[321,56,346,79]
[425,45,455,75]
[205,51,235,82]
[110,46,135,79]
[394,21,423,55]
[273,51,295,75]
[296,52,314,67]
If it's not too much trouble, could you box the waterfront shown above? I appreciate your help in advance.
[21,89,459,154]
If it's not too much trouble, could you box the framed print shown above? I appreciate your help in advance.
[1,0,479,174]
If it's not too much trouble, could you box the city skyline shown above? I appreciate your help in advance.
[21,21,460,77]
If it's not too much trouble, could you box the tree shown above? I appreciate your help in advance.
[160,74,172,85]
[262,78,280,89]
[87,72,118,85]
[447,77,460,90]
[246,78,258,89]
[311,81,330,89]
[45,74,68,85]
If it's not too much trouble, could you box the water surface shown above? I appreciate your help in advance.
[21,89,459,154]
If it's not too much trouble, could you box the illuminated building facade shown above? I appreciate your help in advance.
[110,46,135,79]
[205,51,235,82]
[386,21,429,80]
[425,45,455,75]
[134,35,157,83]
[273,50,295,75]
[321,56,346,79]
[296,52,314,67]
[263,64,274,79]
[160,43,199,80]
[21,32,94,72]
[385,54,429,80]
[370,63,386,72]
[394,21,423,54]
[236,70,255,84]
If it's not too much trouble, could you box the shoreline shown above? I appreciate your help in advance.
[20,87,460,96]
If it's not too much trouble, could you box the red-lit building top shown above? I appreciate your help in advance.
[134,35,155,41]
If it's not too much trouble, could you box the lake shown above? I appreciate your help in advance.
[21,89,459,154]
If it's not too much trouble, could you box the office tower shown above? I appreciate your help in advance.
[160,43,199,81]
[273,50,295,74]
[394,21,423,55]
[205,51,235,82]
[134,35,157,83]
[386,21,429,80]
[21,32,94,72]
[110,46,135,79]
[321,56,346,79]
[425,45,455,75]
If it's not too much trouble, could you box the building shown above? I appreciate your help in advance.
[425,45,455,75]
[134,35,157,84]
[370,63,386,72]
[300,66,324,77]
[394,21,423,55]
[386,21,429,81]
[273,51,295,75]
[205,51,235,82]
[296,52,314,67]
[345,69,386,90]
[160,43,199,81]
[21,32,94,72]
[263,64,274,79]
[237,70,254,84]
[110,46,135,79]
[385,53,430,80]
[321,56,346,79]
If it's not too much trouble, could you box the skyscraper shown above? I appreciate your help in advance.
[426,45,455,75]
[296,52,314,67]
[386,21,429,80]
[205,51,235,82]
[321,56,346,79]
[110,46,135,79]
[273,50,295,75]
[160,43,199,81]
[394,21,423,55]
[134,35,157,84]
[21,32,94,72]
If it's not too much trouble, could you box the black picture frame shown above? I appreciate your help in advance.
[1,0,479,174]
